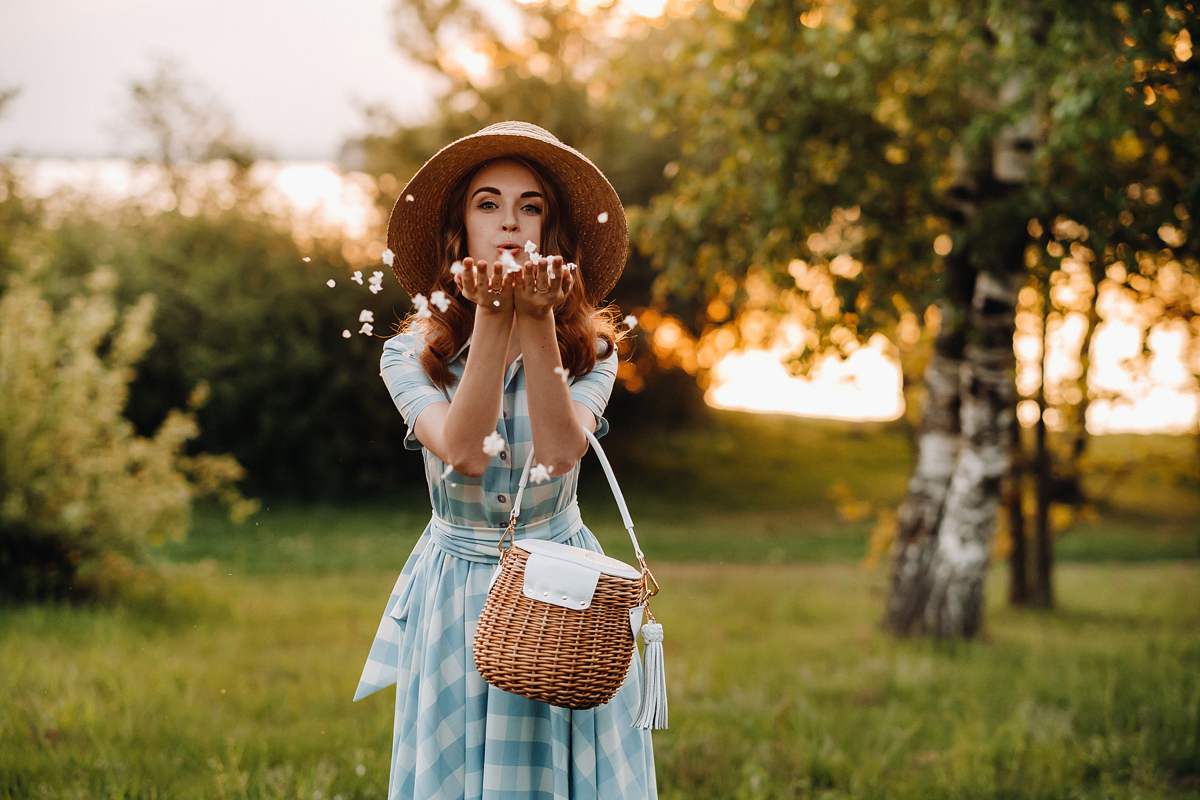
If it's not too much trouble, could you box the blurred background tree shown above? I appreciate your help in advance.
[1,2,1195,633]
[346,0,710,431]
[614,0,1197,635]
[10,66,429,501]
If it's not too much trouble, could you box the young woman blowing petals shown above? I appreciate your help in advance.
[353,122,657,800]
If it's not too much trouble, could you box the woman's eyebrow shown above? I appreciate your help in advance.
[470,187,543,199]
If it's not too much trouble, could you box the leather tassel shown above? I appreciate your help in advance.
[632,620,667,730]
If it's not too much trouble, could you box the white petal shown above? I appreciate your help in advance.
[358,322,374,335]
[553,366,569,383]
[430,290,450,312]
[405,194,414,202]
[624,315,638,330]
[326,279,336,288]
[342,330,351,338]
[369,285,382,294]
[352,271,364,284]
[302,257,311,263]
[597,212,608,223]
[482,432,505,457]
[450,261,466,276]
[414,307,432,319]
[359,309,374,322]
[382,249,395,267]
[498,250,521,273]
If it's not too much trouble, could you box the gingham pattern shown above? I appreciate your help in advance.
[355,331,656,800]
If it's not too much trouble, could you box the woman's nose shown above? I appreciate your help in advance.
[502,206,519,231]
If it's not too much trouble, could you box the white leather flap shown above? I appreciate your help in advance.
[517,539,640,579]
[522,552,601,610]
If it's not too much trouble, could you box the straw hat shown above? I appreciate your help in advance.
[385,121,628,306]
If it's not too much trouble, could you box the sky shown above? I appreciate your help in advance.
[0,0,439,160]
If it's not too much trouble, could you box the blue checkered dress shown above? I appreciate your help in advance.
[355,330,657,800]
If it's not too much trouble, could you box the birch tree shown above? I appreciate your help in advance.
[622,0,1198,636]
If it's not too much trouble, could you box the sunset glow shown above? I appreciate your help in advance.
[706,335,904,421]
[16,160,1199,435]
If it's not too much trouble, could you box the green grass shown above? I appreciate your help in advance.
[169,413,1200,573]
[4,413,1199,797]
[3,563,1198,798]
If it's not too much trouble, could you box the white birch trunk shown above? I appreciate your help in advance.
[884,335,963,634]
[922,273,1018,637]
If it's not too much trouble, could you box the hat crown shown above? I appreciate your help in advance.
[475,121,558,140]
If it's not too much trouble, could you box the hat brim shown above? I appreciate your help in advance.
[386,122,628,306]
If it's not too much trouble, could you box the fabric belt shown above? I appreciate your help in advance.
[429,500,583,564]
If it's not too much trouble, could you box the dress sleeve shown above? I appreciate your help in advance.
[380,332,448,451]
[569,344,619,438]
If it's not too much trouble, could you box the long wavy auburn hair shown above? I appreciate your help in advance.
[410,156,619,389]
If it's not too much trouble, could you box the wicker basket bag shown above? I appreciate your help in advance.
[473,430,667,726]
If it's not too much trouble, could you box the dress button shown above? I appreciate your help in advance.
[498,494,507,503]
[500,451,507,461]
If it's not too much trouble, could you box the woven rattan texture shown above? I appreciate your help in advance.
[473,546,641,710]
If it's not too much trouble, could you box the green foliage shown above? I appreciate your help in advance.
[0,264,252,603]
[628,0,1198,348]
[360,0,681,317]
[108,207,420,500]
[0,163,425,500]
[2,561,1196,797]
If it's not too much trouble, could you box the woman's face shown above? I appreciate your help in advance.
[463,160,545,265]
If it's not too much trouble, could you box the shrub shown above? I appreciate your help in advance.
[0,263,255,603]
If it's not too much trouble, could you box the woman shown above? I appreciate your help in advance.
[354,122,657,800]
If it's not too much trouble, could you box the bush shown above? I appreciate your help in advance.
[0,263,254,603]
[2,164,422,501]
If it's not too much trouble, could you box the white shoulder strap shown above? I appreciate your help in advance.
[509,428,645,563]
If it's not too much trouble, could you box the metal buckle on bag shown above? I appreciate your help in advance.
[638,556,660,604]
[497,508,520,559]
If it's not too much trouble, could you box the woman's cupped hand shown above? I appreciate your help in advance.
[453,256,575,319]
[454,258,514,314]
[514,256,574,319]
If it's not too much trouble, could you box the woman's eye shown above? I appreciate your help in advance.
[478,200,497,210]
[522,203,543,215]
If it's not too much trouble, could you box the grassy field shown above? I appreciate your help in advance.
[3,413,1199,798]
[3,563,1198,798]
[167,414,1200,572]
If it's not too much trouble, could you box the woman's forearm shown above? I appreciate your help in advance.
[437,305,513,474]
[517,309,588,476]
